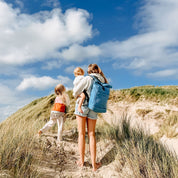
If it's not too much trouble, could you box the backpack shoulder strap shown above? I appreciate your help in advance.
[89,75,101,83]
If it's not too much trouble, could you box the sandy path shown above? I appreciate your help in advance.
[36,100,177,177]
[37,131,125,178]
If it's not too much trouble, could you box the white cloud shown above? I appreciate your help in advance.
[17,76,59,90]
[0,83,18,104]
[59,44,101,61]
[0,1,92,65]
[57,75,73,88]
[147,69,178,78]
[1,0,178,78]
[0,74,73,122]
[0,99,34,122]
[42,60,64,70]
[98,0,178,76]
[136,0,178,34]
[65,65,76,74]
[0,83,36,122]
[16,75,73,91]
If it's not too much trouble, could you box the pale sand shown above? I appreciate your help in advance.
[101,100,178,156]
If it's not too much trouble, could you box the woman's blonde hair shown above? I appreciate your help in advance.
[87,64,108,83]
[74,67,84,76]
[55,84,67,105]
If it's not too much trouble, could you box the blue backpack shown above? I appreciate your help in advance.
[88,75,112,113]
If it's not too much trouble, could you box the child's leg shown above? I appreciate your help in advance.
[57,116,64,141]
[78,93,85,113]
[40,113,56,133]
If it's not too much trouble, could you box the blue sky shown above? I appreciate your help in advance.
[0,0,178,122]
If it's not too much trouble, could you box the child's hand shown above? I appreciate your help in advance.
[78,106,83,113]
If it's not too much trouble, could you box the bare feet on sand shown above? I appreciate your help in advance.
[76,160,84,167]
[93,162,101,172]
[78,106,83,113]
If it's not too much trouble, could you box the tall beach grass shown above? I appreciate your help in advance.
[97,116,178,178]
[0,88,178,177]
[0,94,56,177]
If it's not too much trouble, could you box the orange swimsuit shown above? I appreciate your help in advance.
[52,96,65,113]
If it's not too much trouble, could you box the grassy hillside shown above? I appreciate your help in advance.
[0,87,178,177]
[110,85,178,105]
[0,91,77,177]
[109,86,178,140]
[0,94,55,177]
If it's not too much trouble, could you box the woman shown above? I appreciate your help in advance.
[73,64,108,171]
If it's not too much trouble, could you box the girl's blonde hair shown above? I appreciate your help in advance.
[74,67,84,76]
[87,64,108,83]
[55,84,67,105]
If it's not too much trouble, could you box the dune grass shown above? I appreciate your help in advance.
[97,116,178,178]
[1,114,177,177]
[109,85,178,105]
[155,114,178,139]
[0,88,178,177]
[136,109,152,117]
[0,119,39,177]
[0,94,56,177]
[0,91,76,177]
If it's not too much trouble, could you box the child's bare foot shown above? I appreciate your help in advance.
[38,130,42,136]
[76,160,84,167]
[78,106,83,113]
[93,162,101,171]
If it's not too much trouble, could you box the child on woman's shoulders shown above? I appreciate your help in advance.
[73,67,87,113]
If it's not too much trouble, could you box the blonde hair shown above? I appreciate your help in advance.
[55,84,67,105]
[74,67,84,76]
[87,64,108,83]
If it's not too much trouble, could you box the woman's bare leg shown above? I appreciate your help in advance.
[87,118,101,171]
[76,115,86,167]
